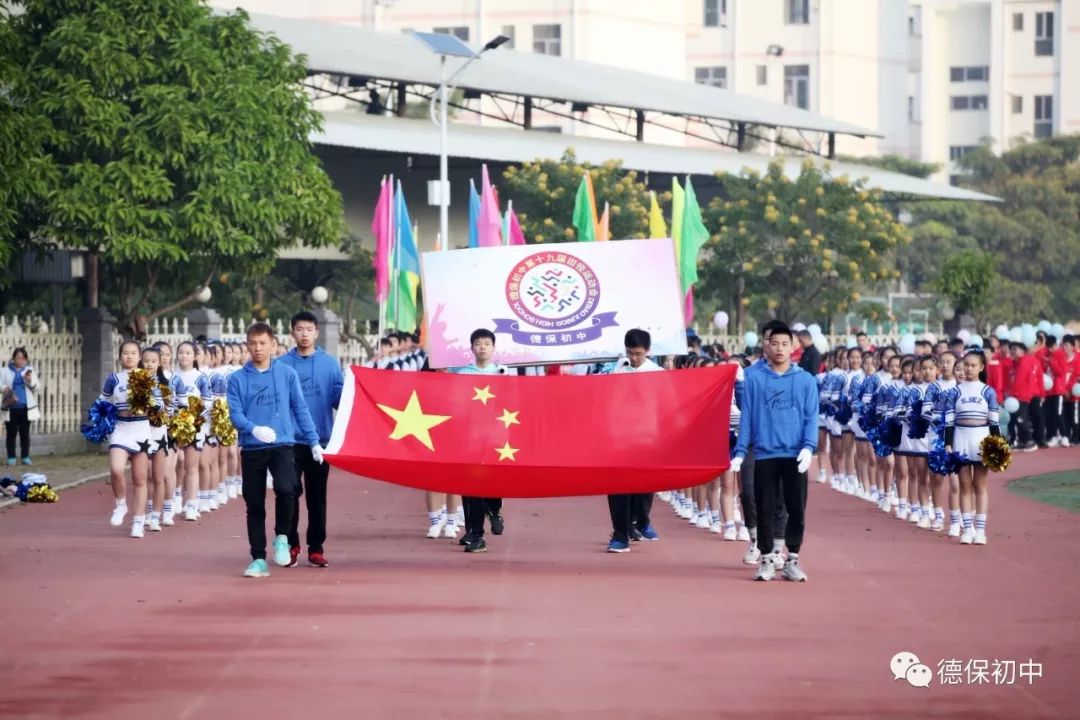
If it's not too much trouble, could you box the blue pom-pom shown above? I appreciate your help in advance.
[81,400,118,444]
[14,481,30,502]
[835,397,853,425]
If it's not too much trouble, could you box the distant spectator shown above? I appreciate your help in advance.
[1,347,41,466]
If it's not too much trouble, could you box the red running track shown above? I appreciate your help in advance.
[2,449,1079,719]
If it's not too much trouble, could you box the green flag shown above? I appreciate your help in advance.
[572,174,597,242]
[679,176,709,296]
[670,177,685,266]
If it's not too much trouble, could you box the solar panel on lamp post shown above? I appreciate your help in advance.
[412,31,510,251]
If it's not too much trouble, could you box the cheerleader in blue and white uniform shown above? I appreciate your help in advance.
[174,341,212,521]
[825,350,848,491]
[816,360,833,486]
[874,353,903,514]
[907,358,934,529]
[141,347,170,533]
[858,352,885,509]
[943,351,1000,545]
[206,345,230,507]
[843,348,866,498]
[921,353,957,534]
[223,344,244,499]
[154,341,185,525]
[100,340,153,537]
[850,350,875,501]
[892,357,918,521]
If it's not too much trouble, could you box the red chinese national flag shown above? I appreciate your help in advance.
[325,366,734,498]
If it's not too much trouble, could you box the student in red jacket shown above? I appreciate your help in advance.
[1061,335,1077,447]
[1045,335,1069,447]
[1008,342,1041,452]
[1031,332,1049,446]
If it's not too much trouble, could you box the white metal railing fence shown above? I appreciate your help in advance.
[0,315,83,435]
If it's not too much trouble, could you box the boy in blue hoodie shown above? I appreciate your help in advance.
[228,322,322,578]
[279,311,344,569]
[731,323,817,583]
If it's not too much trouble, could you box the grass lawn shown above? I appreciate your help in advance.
[1008,470,1080,513]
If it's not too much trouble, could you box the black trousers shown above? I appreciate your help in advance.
[736,451,788,538]
[1014,401,1034,446]
[463,496,500,537]
[1044,395,1065,440]
[287,445,331,554]
[607,492,652,544]
[241,446,300,561]
[1030,397,1046,445]
[1064,401,1078,442]
[754,458,808,556]
[5,407,30,460]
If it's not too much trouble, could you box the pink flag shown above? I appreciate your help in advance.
[371,175,393,303]
[507,200,526,246]
[478,164,503,247]
[684,287,695,325]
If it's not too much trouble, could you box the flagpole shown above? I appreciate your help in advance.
[391,179,401,331]
[376,175,388,340]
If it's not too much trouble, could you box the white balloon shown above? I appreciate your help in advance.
[792,322,807,332]
[814,336,830,353]
[1022,328,1037,347]
[744,331,759,348]
[807,324,822,335]
[899,333,916,355]
[844,334,856,349]
[1051,323,1065,339]
[995,325,1010,340]
[1044,373,1053,392]
[922,332,937,345]
[969,334,984,348]
[1009,328,1022,343]
[957,329,971,343]
[713,311,729,330]
[1037,320,1052,332]
[1073,383,1080,399]
[1003,397,1020,413]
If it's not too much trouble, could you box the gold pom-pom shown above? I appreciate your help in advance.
[979,434,1012,473]
[127,368,155,416]
[159,382,172,407]
[169,408,198,448]
[211,398,237,446]
[188,395,205,420]
[27,485,59,503]
[148,406,167,428]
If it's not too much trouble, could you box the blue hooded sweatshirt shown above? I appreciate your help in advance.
[277,347,344,445]
[734,361,818,461]
[226,360,320,450]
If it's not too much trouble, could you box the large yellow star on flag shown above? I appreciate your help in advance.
[376,391,451,452]
[495,441,519,462]
[472,385,495,405]
[497,409,520,429]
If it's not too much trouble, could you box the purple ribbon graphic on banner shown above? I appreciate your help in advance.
[493,312,619,346]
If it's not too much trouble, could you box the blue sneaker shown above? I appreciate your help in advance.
[5,458,14,466]
[606,539,631,553]
[243,559,270,578]
[640,525,660,541]
[21,457,31,466]
[272,535,291,566]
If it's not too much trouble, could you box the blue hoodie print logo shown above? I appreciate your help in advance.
[299,375,321,398]
[254,386,275,407]
[766,388,788,411]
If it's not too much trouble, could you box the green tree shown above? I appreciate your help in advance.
[501,149,652,244]
[932,250,998,322]
[1,0,345,336]
[700,159,910,327]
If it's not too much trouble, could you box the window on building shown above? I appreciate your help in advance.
[971,95,988,110]
[950,67,964,82]
[950,95,970,111]
[1011,95,1023,114]
[951,66,988,82]
[784,65,810,109]
[433,26,470,42]
[533,24,561,56]
[949,145,977,161]
[949,175,960,186]
[1035,12,1054,55]
[1035,95,1053,138]
[966,66,988,81]
[756,65,768,85]
[1012,13,1023,31]
[704,0,727,27]
[786,0,810,25]
[694,66,728,88]
[501,25,515,49]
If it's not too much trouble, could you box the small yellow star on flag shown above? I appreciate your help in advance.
[495,441,519,462]
[472,385,495,405]
[497,409,520,429]
[376,391,451,452]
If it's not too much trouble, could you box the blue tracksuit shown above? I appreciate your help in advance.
[277,347,344,446]
[227,360,320,450]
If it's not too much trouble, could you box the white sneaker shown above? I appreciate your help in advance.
[198,498,211,513]
[973,529,987,545]
[208,495,219,510]
[173,491,184,509]
[184,503,199,521]
[896,509,908,521]
[722,525,738,541]
[817,471,827,484]
[216,487,228,505]
[829,476,840,490]
[162,511,175,526]
[753,556,776,581]
[1047,436,1061,448]
[736,526,750,542]
[908,510,921,524]
[742,544,761,565]
[947,523,961,538]
[931,517,944,532]
[147,516,162,532]
[425,517,446,539]
[960,528,975,544]
[110,503,128,527]
[657,491,671,503]
[889,490,899,507]
[917,515,931,530]
[694,512,711,529]
[1061,437,1071,448]
[771,551,786,571]
[130,522,145,539]
[878,497,891,513]
[709,521,723,534]
[442,522,459,539]
[227,481,239,499]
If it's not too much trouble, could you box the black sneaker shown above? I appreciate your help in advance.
[629,527,644,542]
[464,536,487,553]
[488,511,505,535]
[459,531,476,546]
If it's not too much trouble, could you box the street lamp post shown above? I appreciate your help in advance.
[413,31,510,251]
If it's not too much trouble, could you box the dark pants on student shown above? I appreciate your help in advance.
[737,451,788,540]
[1044,395,1065,441]
[484,497,503,517]
[754,457,807,556]
[1013,401,1034,446]
[1030,397,1046,445]
[607,492,652,544]
[241,445,300,560]
[5,407,30,460]
[632,493,652,531]
[287,444,330,554]
[463,496,495,538]
[1065,402,1079,442]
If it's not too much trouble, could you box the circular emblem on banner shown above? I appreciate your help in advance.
[505,251,600,330]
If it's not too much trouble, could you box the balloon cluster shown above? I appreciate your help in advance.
[211,398,237,447]
[979,435,1012,473]
[169,409,198,448]
[80,399,118,444]
[127,368,155,416]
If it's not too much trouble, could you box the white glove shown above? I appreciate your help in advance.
[797,448,813,474]
[729,456,743,474]
[310,445,325,464]
[251,426,276,444]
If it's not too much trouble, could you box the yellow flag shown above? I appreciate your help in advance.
[648,191,667,239]
[597,202,610,241]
